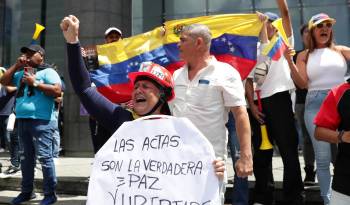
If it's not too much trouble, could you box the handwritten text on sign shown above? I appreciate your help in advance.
[87,116,220,205]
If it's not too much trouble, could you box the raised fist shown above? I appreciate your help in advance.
[16,55,29,69]
[60,15,80,43]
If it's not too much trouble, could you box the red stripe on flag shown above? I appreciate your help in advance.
[165,55,256,80]
[271,41,287,61]
[165,61,186,74]
[98,56,256,103]
[97,83,133,103]
[215,54,257,80]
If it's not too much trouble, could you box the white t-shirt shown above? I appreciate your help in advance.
[252,36,296,99]
[170,56,246,160]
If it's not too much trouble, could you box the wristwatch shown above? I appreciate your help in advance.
[33,80,40,87]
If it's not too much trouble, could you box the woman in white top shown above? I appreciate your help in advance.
[285,13,350,205]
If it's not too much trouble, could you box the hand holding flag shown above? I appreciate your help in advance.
[262,18,294,61]
[283,47,296,62]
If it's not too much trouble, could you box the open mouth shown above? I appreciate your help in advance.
[135,97,146,103]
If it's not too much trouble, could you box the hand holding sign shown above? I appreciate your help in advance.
[213,158,225,181]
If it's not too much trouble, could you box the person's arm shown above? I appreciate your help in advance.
[336,45,350,60]
[257,12,268,44]
[314,85,350,143]
[22,72,61,97]
[0,55,26,86]
[36,83,61,97]
[285,49,308,89]
[276,0,292,38]
[315,127,350,143]
[5,85,17,93]
[230,106,253,177]
[65,42,128,128]
[61,15,133,131]
[245,78,265,124]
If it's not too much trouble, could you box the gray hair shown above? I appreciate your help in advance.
[182,24,212,49]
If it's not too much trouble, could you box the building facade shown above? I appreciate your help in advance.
[0,0,349,156]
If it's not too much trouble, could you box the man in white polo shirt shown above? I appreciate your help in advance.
[169,24,253,203]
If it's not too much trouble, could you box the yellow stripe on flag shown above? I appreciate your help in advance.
[261,34,279,56]
[262,18,294,57]
[272,18,289,46]
[97,27,165,66]
[97,14,263,66]
[164,14,263,43]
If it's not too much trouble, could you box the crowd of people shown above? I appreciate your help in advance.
[0,0,349,204]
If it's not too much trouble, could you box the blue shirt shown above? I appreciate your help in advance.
[13,67,61,120]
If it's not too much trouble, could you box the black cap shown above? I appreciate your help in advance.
[20,44,45,56]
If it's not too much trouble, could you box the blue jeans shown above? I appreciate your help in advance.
[52,110,60,158]
[17,119,57,195]
[226,112,249,205]
[295,103,315,168]
[8,124,20,168]
[1,115,20,167]
[305,90,332,204]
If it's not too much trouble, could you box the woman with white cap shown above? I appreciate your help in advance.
[285,13,350,204]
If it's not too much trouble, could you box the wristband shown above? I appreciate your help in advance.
[337,130,345,143]
[33,80,40,87]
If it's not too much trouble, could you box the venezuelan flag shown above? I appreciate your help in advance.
[90,14,263,103]
[261,34,287,61]
[261,18,290,61]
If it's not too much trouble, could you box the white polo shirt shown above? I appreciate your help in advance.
[170,57,246,159]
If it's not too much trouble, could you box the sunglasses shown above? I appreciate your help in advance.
[316,22,333,29]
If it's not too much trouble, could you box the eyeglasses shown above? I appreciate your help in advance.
[316,22,332,29]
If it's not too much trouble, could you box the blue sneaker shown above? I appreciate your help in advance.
[40,193,57,205]
[11,192,36,205]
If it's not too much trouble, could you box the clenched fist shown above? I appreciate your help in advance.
[60,15,80,43]
[16,55,29,69]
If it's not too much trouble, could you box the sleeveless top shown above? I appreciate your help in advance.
[307,48,347,91]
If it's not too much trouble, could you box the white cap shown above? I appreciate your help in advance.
[104,27,122,37]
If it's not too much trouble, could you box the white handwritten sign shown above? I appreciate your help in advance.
[87,116,220,205]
